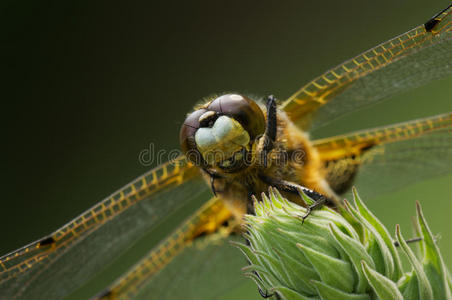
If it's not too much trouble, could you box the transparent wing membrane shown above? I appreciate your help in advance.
[314,113,452,197]
[95,197,234,300]
[0,156,208,300]
[134,234,251,300]
[314,113,452,161]
[282,5,452,130]
[352,128,452,199]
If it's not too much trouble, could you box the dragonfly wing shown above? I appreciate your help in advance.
[134,235,254,300]
[94,197,254,300]
[0,155,211,300]
[282,5,452,130]
[314,113,452,198]
[350,128,452,199]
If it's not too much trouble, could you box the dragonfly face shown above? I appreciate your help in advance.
[180,94,265,170]
[1,4,451,300]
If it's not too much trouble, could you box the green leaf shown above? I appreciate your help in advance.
[349,189,399,280]
[329,223,374,293]
[398,272,420,299]
[395,224,433,300]
[297,243,355,293]
[311,280,371,300]
[254,250,293,288]
[268,230,312,267]
[415,201,452,299]
[278,228,340,258]
[242,263,280,288]
[274,249,318,294]
[233,241,260,268]
[273,286,318,300]
[361,261,403,300]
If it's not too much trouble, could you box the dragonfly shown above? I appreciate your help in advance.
[1,4,451,300]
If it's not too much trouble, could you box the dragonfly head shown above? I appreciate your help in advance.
[180,94,266,172]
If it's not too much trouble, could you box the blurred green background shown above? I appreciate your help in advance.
[1,0,451,299]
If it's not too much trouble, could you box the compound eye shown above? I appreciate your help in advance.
[208,94,265,140]
[179,109,207,165]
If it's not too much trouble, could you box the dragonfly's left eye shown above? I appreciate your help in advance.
[180,94,265,167]
[207,94,265,141]
[180,108,207,166]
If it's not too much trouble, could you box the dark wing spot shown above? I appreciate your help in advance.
[424,4,451,32]
[37,236,55,247]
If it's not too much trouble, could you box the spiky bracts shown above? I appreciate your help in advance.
[235,188,451,300]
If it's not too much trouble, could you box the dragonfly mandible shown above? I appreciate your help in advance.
[1,4,451,300]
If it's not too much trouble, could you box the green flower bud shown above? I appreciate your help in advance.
[235,187,451,300]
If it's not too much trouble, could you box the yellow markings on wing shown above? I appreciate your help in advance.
[281,5,452,126]
[0,155,197,284]
[313,112,452,162]
[95,197,233,300]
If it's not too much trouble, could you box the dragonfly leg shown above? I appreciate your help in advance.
[259,175,333,222]
[392,235,441,247]
[203,168,224,196]
[301,196,328,224]
[260,95,277,167]
[393,237,422,247]
[258,286,279,299]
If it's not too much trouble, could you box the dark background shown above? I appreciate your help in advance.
[1,0,451,297]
